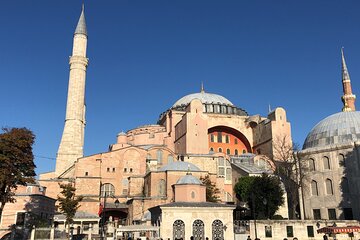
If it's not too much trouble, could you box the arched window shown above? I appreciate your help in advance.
[338,154,345,167]
[146,153,151,160]
[323,156,330,169]
[192,219,204,240]
[191,191,196,199]
[173,220,185,239]
[309,158,316,171]
[101,183,115,197]
[157,150,163,164]
[212,219,224,240]
[167,155,174,164]
[226,149,230,155]
[158,179,166,196]
[342,177,349,193]
[210,147,214,152]
[234,149,238,156]
[326,179,333,195]
[243,149,246,154]
[311,180,318,196]
[218,148,222,153]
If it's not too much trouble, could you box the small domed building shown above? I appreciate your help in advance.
[299,49,360,220]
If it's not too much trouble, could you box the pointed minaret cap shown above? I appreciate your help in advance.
[75,4,87,36]
[200,82,205,93]
[341,47,350,81]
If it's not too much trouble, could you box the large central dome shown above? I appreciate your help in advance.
[303,111,360,149]
[172,91,234,108]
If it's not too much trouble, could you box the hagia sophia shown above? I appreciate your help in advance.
[1,5,360,240]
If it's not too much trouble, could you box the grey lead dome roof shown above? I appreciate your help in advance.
[303,111,360,149]
[173,92,234,108]
[176,174,202,185]
[159,161,201,171]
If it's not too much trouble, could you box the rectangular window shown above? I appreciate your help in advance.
[225,135,230,143]
[107,168,110,172]
[286,226,294,237]
[218,167,225,176]
[225,168,231,181]
[328,208,336,220]
[210,134,214,142]
[16,212,25,226]
[313,209,321,220]
[112,168,115,172]
[234,138,238,144]
[85,172,88,176]
[343,208,353,220]
[122,189,128,195]
[217,132,222,143]
[218,157,224,166]
[265,226,272,238]
[307,226,314,237]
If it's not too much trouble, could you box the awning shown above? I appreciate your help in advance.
[317,226,360,234]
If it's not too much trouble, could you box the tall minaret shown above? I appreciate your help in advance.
[341,48,356,112]
[55,5,88,176]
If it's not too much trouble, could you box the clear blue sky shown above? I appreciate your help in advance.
[1,1,359,175]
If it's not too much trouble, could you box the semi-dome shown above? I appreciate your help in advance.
[159,161,201,171]
[176,173,202,185]
[303,111,360,149]
[173,91,234,108]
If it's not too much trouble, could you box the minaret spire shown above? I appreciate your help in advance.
[341,48,356,111]
[75,4,87,36]
[55,6,89,176]
[200,82,205,93]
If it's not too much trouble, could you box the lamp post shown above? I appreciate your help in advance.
[251,192,258,240]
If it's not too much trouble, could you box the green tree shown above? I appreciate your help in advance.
[0,127,36,220]
[200,175,220,202]
[57,183,83,239]
[234,174,285,219]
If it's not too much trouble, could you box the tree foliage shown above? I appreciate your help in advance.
[234,174,285,219]
[0,127,36,220]
[57,183,83,228]
[200,175,220,202]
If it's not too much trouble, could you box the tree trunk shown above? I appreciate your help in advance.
[0,201,5,224]
[67,222,70,240]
